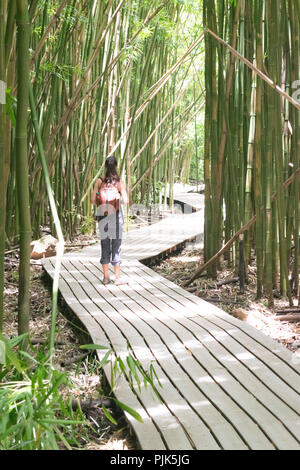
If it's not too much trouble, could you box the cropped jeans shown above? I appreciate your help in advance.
[98,209,123,266]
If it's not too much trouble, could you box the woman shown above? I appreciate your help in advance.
[91,156,128,285]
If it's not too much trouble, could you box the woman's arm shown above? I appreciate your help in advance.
[119,180,128,206]
[91,178,102,205]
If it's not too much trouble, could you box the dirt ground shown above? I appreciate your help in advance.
[153,239,300,355]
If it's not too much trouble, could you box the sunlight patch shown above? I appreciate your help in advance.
[175,256,201,263]
[236,352,255,361]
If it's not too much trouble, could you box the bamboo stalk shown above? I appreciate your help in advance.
[0,0,6,331]
[30,0,68,64]
[205,27,300,111]
[29,83,65,361]
[184,168,300,286]
[4,0,16,67]
[15,0,32,336]
[254,0,264,299]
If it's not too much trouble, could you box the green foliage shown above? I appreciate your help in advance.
[0,332,25,374]
[80,343,162,424]
[39,62,82,82]
[78,214,95,235]
[5,88,17,128]
[0,335,85,450]
[0,333,163,449]
[32,25,42,38]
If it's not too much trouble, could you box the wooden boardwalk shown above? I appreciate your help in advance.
[43,193,300,450]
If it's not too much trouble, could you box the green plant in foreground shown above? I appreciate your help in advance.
[0,334,162,450]
[80,343,162,425]
[0,333,85,450]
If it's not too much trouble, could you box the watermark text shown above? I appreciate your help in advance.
[0,80,6,105]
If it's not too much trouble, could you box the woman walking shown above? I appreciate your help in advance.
[91,156,128,285]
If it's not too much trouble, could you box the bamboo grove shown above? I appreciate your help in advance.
[0,0,204,333]
[2,0,203,242]
[1,0,300,336]
[202,0,300,307]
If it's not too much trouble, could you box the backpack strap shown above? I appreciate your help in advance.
[114,181,120,211]
[98,177,103,189]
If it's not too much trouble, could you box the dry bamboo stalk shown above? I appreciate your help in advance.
[274,315,300,322]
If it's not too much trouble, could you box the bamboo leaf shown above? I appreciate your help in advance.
[126,354,141,388]
[80,344,111,351]
[5,88,16,127]
[113,399,143,423]
[0,332,23,373]
[101,404,117,425]
[98,350,113,368]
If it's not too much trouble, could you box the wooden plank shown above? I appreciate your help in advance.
[198,313,300,393]
[121,213,203,260]
[191,315,300,411]
[133,264,300,406]
[188,317,300,447]
[201,304,300,373]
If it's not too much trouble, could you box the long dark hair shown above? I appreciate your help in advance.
[104,156,120,185]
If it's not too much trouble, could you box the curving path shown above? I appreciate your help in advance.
[43,191,300,450]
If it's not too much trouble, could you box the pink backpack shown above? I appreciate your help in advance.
[97,181,120,216]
